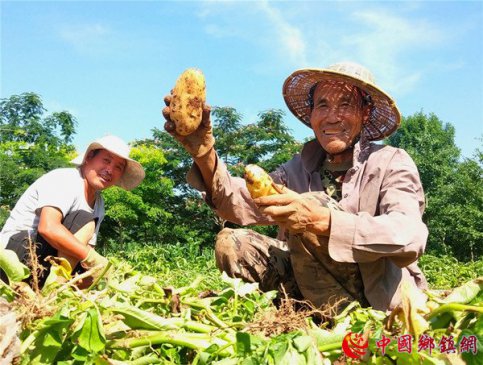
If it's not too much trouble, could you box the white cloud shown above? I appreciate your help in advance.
[198,2,456,95]
[255,1,307,66]
[59,23,111,54]
[338,9,445,95]
[199,0,307,67]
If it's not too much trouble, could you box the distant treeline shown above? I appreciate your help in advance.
[1,92,481,261]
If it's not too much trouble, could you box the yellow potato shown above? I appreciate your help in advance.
[244,164,280,199]
[169,68,206,136]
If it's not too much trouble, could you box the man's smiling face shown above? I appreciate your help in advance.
[83,149,126,191]
[310,81,369,155]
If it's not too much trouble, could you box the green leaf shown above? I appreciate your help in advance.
[269,338,289,364]
[77,307,106,353]
[22,312,74,364]
[42,331,62,347]
[292,335,313,353]
[236,332,252,356]
[71,345,90,361]
[459,315,483,365]
[0,248,30,282]
[0,280,15,301]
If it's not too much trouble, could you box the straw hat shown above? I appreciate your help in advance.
[282,62,401,141]
[71,135,145,190]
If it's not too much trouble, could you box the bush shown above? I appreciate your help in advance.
[419,254,483,289]
[102,240,223,291]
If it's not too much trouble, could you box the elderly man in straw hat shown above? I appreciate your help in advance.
[163,62,428,312]
[0,135,145,286]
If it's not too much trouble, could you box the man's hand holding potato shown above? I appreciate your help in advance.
[255,192,332,236]
[163,95,215,158]
[244,164,333,236]
[162,68,215,159]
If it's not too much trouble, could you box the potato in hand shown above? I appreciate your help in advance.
[244,164,281,199]
[169,68,206,136]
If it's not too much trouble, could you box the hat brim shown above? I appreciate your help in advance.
[71,142,145,191]
[283,68,401,141]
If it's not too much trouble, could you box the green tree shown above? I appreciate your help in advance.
[0,93,77,225]
[386,111,482,260]
[426,149,483,260]
[99,144,175,247]
[386,111,460,191]
[147,107,303,246]
[213,108,302,177]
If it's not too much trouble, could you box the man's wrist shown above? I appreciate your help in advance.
[194,145,214,161]
[80,245,93,261]
[191,137,215,159]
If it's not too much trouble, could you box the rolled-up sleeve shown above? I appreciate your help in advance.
[186,154,274,226]
[328,149,428,267]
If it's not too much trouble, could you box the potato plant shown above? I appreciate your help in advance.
[1,247,482,364]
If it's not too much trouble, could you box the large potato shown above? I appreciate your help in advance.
[169,68,206,136]
[244,164,281,199]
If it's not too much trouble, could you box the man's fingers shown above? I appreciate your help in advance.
[164,94,172,106]
[258,205,293,218]
[254,193,298,206]
[164,120,176,133]
[162,106,171,120]
[277,185,297,195]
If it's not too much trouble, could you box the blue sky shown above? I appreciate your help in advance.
[2,1,482,158]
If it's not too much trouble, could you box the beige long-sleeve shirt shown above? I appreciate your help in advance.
[188,139,428,311]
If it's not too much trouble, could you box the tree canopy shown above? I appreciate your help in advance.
[0,93,77,223]
[386,111,482,260]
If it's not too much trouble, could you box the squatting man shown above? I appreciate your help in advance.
[163,61,428,312]
[0,135,145,287]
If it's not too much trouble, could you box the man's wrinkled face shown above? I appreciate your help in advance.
[309,81,369,155]
[83,149,126,191]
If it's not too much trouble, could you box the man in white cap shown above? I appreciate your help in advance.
[0,135,145,286]
[163,62,428,312]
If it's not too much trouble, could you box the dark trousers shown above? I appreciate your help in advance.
[1,210,96,286]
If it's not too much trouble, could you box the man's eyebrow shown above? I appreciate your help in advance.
[107,152,127,167]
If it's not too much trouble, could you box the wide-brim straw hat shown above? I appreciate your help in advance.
[283,61,401,141]
[71,135,145,191]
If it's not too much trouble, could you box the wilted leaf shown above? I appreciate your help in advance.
[442,278,482,304]
[42,256,72,291]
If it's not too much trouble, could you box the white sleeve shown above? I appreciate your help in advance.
[35,170,77,218]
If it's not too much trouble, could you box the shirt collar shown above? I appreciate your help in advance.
[300,139,326,173]
[300,139,369,174]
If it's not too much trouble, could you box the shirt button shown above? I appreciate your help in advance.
[343,193,348,198]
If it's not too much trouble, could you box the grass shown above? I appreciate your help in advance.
[103,240,224,291]
[104,241,483,291]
